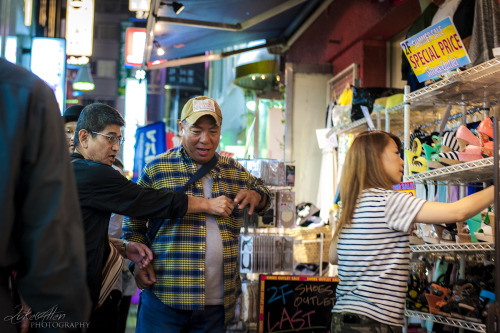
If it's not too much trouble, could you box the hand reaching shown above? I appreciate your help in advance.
[234,190,262,215]
[207,195,236,217]
[125,241,153,269]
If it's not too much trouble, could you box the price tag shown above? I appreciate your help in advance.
[360,105,375,130]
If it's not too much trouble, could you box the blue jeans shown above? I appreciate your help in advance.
[136,289,225,333]
[331,312,403,333]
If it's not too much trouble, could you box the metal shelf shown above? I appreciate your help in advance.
[330,118,368,135]
[404,157,494,183]
[386,102,404,114]
[405,310,486,332]
[410,242,494,253]
[406,58,500,107]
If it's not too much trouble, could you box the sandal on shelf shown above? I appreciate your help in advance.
[425,283,452,315]
[456,125,480,151]
[420,224,440,244]
[409,225,425,245]
[438,151,482,165]
[437,152,463,166]
[477,117,494,145]
[405,138,428,174]
[422,143,444,169]
[475,212,494,242]
[441,131,461,152]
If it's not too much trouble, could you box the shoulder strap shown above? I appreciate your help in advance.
[178,154,218,194]
[148,154,218,243]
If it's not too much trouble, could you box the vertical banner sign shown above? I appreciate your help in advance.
[259,275,339,333]
[133,122,166,182]
[392,182,416,196]
[125,28,147,67]
[118,21,133,96]
[66,0,94,56]
[400,17,470,83]
[31,38,67,113]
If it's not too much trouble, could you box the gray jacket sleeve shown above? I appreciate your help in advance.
[0,59,91,328]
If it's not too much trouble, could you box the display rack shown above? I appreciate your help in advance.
[403,57,500,333]
[329,117,368,135]
[405,310,486,333]
[410,242,494,253]
[406,58,500,107]
[405,157,494,183]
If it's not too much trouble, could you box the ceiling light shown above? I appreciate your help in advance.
[153,40,165,56]
[72,64,95,91]
[161,1,184,15]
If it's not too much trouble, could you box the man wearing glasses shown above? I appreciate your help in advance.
[71,103,236,332]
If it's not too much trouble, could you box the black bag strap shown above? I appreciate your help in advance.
[148,154,218,243]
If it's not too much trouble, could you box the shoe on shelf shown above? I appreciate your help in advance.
[475,212,494,242]
[422,143,444,170]
[409,226,425,245]
[405,138,428,174]
[420,224,440,244]
[438,151,483,165]
[477,116,494,145]
[456,125,480,151]
[441,131,461,152]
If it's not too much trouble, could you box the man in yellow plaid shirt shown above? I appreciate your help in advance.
[123,96,270,332]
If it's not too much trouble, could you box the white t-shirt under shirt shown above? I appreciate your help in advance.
[333,188,426,327]
[200,172,224,305]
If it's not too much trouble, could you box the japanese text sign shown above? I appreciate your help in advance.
[400,17,470,82]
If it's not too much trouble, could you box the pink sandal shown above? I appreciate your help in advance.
[456,125,480,151]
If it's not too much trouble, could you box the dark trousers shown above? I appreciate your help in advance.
[118,295,132,333]
[88,290,121,333]
[331,312,403,333]
[136,289,225,333]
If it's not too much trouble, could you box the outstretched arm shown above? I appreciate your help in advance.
[415,186,494,224]
[187,195,236,217]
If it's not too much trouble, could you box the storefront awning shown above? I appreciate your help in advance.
[144,0,333,69]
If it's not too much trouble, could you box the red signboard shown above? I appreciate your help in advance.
[125,28,147,67]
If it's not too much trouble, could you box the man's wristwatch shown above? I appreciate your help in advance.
[121,240,129,257]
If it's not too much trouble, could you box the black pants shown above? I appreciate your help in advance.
[118,295,132,333]
[88,290,122,333]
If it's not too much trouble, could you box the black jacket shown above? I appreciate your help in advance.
[71,152,188,306]
[0,58,91,329]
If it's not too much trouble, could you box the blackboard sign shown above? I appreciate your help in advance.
[259,275,339,333]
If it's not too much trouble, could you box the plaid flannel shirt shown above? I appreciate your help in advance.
[123,146,270,325]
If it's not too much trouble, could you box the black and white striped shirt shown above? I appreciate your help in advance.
[333,188,425,326]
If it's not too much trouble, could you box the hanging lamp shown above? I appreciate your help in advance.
[72,63,95,91]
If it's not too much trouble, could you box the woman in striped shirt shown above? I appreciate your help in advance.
[329,131,493,332]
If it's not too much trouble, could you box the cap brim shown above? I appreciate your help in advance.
[185,111,221,126]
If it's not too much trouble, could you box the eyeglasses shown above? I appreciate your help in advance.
[91,131,125,146]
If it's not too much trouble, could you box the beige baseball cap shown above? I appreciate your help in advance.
[179,96,223,126]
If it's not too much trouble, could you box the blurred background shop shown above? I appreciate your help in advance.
[3,0,499,331]
[0,0,426,216]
